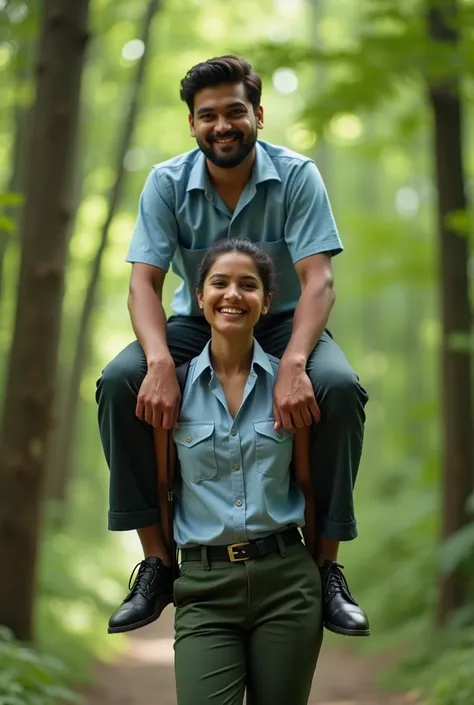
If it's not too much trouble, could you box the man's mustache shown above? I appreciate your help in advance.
[208,131,243,143]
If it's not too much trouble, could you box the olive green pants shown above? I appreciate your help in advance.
[174,540,323,705]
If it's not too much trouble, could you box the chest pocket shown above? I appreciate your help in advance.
[254,420,293,479]
[173,422,217,483]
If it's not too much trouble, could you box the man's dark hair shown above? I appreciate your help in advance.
[196,238,276,296]
[180,55,262,114]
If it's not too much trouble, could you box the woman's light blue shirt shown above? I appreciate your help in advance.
[172,340,306,548]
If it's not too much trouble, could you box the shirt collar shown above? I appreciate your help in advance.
[191,338,275,384]
[186,141,281,196]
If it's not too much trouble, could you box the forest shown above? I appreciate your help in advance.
[0,0,472,703]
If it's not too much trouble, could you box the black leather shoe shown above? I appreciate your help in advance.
[108,557,173,634]
[321,560,371,637]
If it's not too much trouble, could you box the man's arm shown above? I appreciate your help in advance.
[273,254,334,431]
[125,167,180,429]
[129,263,180,430]
[281,253,335,368]
[273,159,341,432]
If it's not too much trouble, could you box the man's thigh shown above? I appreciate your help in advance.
[167,315,211,365]
[254,313,293,359]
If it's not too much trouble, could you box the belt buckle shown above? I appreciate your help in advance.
[227,542,250,562]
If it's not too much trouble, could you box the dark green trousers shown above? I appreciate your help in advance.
[174,540,323,705]
[96,313,368,540]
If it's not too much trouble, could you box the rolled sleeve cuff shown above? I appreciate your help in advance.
[291,238,343,263]
[108,508,160,531]
[126,250,170,271]
[319,516,358,542]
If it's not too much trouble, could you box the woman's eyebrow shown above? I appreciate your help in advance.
[210,273,259,281]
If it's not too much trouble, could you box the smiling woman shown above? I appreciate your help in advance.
[167,238,323,705]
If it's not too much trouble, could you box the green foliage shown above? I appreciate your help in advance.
[0,627,80,705]
[431,659,474,705]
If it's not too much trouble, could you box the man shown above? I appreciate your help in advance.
[97,55,370,637]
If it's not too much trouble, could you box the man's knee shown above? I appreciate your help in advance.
[309,365,368,415]
[96,342,146,404]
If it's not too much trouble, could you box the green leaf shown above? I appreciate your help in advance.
[0,192,24,207]
[440,522,474,573]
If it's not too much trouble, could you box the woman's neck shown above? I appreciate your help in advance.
[209,331,254,376]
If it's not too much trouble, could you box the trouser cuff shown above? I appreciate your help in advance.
[108,508,160,531]
[319,516,358,541]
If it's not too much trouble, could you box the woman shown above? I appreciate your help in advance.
[171,238,322,705]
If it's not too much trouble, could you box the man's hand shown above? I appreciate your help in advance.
[273,361,320,432]
[136,358,181,430]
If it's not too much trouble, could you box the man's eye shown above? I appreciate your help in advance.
[231,109,245,117]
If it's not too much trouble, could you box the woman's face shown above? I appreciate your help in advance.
[197,251,271,335]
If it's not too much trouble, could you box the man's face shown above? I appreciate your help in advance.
[189,82,264,169]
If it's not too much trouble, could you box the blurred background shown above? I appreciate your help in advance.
[0,0,473,704]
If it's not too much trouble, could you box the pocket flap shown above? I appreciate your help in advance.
[173,423,215,448]
[254,420,293,443]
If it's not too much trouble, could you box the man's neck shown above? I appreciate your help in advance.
[206,149,256,193]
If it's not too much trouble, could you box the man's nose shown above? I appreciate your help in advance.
[214,115,232,133]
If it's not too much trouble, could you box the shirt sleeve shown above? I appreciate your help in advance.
[126,168,178,271]
[284,161,343,263]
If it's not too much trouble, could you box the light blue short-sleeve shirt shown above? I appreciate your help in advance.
[172,340,306,548]
[126,140,343,316]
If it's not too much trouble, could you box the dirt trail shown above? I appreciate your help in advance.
[83,606,421,705]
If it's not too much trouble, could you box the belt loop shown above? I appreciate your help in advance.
[201,545,210,570]
[276,532,286,558]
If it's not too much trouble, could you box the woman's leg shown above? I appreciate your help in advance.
[174,560,248,705]
[246,542,323,705]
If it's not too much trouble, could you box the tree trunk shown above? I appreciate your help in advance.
[428,0,473,626]
[46,0,159,514]
[0,0,90,642]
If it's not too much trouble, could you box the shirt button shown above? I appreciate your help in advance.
[232,463,240,471]
[231,428,237,436]
[186,435,193,443]
[235,499,242,507]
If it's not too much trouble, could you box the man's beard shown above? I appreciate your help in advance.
[196,129,258,169]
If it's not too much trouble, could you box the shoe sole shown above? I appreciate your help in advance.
[323,620,371,637]
[107,595,174,634]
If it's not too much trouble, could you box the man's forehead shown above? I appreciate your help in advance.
[193,82,249,110]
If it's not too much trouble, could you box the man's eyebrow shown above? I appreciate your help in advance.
[196,101,247,116]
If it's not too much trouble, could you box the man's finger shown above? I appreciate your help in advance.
[162,406,174,431]
[289,410,305,429]
[144,404,154,426]
[280,410,295,433]
[301,406,313,426]
[135,399,144,421]
[309,398,321,423]
[273,404,282,430]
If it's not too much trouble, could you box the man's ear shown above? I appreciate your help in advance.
[256,105,264,130]
[189,114,196,137]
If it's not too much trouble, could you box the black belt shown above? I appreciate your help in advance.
[181,527,301,563]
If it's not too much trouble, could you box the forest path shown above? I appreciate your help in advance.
[82,606,422,705]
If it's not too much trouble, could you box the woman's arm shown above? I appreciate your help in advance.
[292,426,318,559]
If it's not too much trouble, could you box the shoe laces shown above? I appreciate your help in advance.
[322,562,357,605]
[128,560,159,598]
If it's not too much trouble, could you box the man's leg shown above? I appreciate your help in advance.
[255,315,370,636]
[96,315,211,633]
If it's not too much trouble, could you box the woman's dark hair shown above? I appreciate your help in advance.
[180,55,262,114]
[197,238,275,296]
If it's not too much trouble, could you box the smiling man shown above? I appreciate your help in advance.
[96,55,370,639]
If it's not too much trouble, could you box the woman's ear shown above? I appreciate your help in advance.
[261,293,272,316]
[196,288,204,309]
